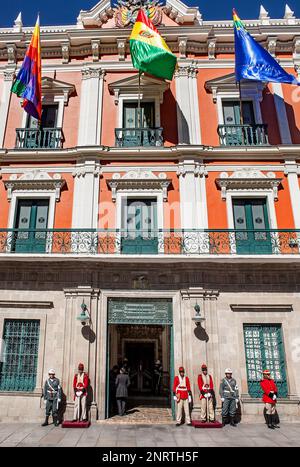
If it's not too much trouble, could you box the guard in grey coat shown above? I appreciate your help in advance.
[219,368,239,427]
[115,367,130,416]
[42,369,62,427]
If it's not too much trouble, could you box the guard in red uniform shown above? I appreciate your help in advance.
[198,363,215,422]
[260,369,279,429]
[173,366,192,426]
[73,363,89,422]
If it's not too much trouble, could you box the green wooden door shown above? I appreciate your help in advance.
[121,198,158,254]
[26,104,58,149]
[233,198,272,254]
[13,199,49,253]
[244,324,288,398]
[223,101,255,145]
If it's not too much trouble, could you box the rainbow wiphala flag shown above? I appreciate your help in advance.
[11,16,42,120]
[129,9,177,81]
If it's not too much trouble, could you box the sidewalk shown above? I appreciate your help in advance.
[0,422,299,447]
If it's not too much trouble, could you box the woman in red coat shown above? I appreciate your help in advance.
[260,369,279,429]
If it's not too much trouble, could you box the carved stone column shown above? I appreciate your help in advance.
[180,288,219,421]
[72,160,101,229]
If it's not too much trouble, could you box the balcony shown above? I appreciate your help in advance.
[218,124,269,147]
[0,229,299,256]
[15,128,64,150]
[115,127,163,147]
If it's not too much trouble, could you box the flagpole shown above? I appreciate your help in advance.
[138,70,142,130]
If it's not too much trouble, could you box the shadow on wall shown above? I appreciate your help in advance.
[160,89,190,145]
[285,101,300,144]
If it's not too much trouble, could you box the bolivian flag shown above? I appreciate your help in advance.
[129,9,177,81]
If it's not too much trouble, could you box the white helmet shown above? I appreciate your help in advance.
[48,369,55,375]
[225,368,233,374]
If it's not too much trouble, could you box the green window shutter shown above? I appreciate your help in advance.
[243,324,288,398]
[0,320,40,392]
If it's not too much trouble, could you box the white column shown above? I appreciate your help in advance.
[175,65,201,145]
[285,160,300,228]
[178,161,208,229]
[0,69,15,148]
[78,68,105,146]
[72,160,101,228]
[272,83,292,144]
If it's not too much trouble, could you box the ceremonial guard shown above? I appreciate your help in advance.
[42,369,61,427]
[73,362,89,422]
[198,363,215,423]
[219,368,239,426]
[173,366,192,426]
[260,369,280,429]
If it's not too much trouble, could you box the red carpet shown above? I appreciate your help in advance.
[62,420,91,428]
[192,420,223,428]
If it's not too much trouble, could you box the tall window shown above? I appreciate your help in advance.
[0,320,40,392]
[243,324,288,398]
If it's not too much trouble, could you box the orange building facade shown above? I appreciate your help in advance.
[0,1,299,424]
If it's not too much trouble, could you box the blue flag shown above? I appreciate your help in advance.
[233,9,299,85]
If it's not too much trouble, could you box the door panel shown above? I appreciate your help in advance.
[13,200,49,253]
[121,198,158,254]
[222,101,256,145]
[122,102,155,147]
[233,199,272,254]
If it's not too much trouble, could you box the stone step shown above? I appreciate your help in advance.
[100,402,173,425]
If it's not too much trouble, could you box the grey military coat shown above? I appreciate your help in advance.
[115,373,130,398]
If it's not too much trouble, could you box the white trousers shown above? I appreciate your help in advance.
[176,398,191,424]
[200,397,215,421]
[73,395,87,421]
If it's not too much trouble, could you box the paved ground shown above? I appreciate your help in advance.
[0,422,300,447]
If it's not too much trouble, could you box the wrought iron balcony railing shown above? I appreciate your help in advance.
[0,228,300,256]
[218,124,269,146]
[15,128,64,149]
[115,127,163,147]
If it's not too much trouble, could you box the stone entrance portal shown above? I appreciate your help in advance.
[106,298,174,421]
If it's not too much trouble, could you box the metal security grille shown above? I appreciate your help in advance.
[0,320,40,392]
[244,324,288,398]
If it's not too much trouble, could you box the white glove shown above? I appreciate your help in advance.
[204,393,211,399]
[173,395,177,401]
[273,395,277,401]
[76,391,82,397]
[43,400,47,405]
[58,399,61,404]
[188,395,192,403]
[221,398,225,402]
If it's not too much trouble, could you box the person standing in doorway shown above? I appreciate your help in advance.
[219,368,239,427]
[173,366,192,426]
[42,369,61,427]
[198,363,215,423]
[153,360,163,396]
[109,365,120,416]
[73,363,89,422]
[115,367,130,416]
[260,369,280,429]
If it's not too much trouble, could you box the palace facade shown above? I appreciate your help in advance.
[0,0,300,423]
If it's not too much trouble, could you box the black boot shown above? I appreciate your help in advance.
[267,414,275,429]
[53,415,59,427]
[230,416,237,427]
[222,417,226,427]
[42,416,49,427]
[271,414,280,429]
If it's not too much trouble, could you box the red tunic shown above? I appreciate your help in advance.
[260,379,278,404]
[198,374,214,400]
[73,372,88,400]
[173,375,191,400]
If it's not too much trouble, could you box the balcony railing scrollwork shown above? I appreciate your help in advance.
[0,228,299,256]
[115,127,163,147]
[15,128,64,149]
[218,124,269,146]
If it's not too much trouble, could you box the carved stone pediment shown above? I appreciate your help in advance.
[107,169,171,201]
[109,74,169,105]
[205,73,266,102]
[4,170,66,202]
[42,77,75,104]
[216,169,282,200]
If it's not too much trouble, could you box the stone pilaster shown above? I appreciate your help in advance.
[77,67,105,146]
[0,69,15,148]
[72,160,101,229]
[284,161,300,228]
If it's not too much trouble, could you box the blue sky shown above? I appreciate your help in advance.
[2,1,299,27]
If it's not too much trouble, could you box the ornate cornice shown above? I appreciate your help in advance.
[4,171,66,202]
[81,66,105,80]
[216,169,282,201]
[107,170,171,202]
